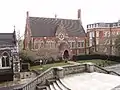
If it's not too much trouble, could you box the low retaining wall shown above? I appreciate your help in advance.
[13,63,120,90]
[14,63,87,90]
[0,68,13,82]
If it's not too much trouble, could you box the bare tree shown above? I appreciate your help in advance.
[98,37,110,55]
[98,31,117,55]
[36,48,59,64]
[16,30,24,51]
[115,35,120,56]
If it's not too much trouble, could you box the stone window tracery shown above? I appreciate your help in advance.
[1,52,10,67]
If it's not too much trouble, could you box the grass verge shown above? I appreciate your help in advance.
[77,59,119,67]
[30,62,70,71]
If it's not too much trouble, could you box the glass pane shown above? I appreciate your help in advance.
[6,57,10,66]
[2,57,5,67]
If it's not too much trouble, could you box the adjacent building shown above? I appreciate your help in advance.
[0,29,20,82]
[87,20,120,55]
[24,9,87,59]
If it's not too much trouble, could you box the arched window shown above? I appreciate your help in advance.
[1,52,10,67]
[63,50,69,59]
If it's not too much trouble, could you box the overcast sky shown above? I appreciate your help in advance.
[0,0,120,37]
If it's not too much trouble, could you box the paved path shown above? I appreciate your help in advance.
[104,64,120,74]
[61,72,120,90]
[69,61,120,74]
[0,78,35,90]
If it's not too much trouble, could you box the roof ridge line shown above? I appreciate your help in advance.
[29,16,79,21]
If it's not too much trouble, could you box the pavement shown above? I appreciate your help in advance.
[0,78,35,90]
[104,64,120,74]
[61,72,120,90]
[0,84,24,90]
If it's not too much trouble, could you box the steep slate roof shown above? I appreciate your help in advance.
[0,33,15,46]
[29,17,86,37]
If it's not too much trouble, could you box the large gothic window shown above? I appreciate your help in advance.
[2,52,10,67]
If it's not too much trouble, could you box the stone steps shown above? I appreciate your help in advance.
[36,79,70,90]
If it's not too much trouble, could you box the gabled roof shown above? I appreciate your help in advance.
[0,33,15,46]
[0,33,14,39]
[29,17,86,37]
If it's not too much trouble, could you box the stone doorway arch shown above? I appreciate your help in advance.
[58,42,70,59]
[63,50,69,59]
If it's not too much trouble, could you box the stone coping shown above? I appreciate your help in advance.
[13,62,120,90]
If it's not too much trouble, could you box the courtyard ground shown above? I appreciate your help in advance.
[105,64,120,74]
[0,59,119,89]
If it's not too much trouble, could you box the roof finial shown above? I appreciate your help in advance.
[55,14,57,20]
[14,25,15,31]
[13,25,16,33]
[27,11,29,17]
[13,25,16,37]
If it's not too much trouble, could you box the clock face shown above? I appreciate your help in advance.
[59,33,64,40]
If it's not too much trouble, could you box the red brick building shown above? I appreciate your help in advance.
[24,9,87,59]
[87,21,120,55]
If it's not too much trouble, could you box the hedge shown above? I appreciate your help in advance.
[72,54,120,62]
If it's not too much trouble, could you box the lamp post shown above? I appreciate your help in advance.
[110,24,112,55]
[85,37,87,55]
[39,59,42,67]
[44,37,47,48]
[75,37,78,56]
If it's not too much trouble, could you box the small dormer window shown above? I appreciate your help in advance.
[107,24,109,27]
[96,24,98,27]
[91,25,93,28]
[113,24,116,27]
[88,25,91,28]
[93,24,96,28]
[118,23,120,26]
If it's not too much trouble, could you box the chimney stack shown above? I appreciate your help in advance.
[78,9,82,24]
[27,11,29,17]
[55,14,57,20]
[78,9,81,19]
